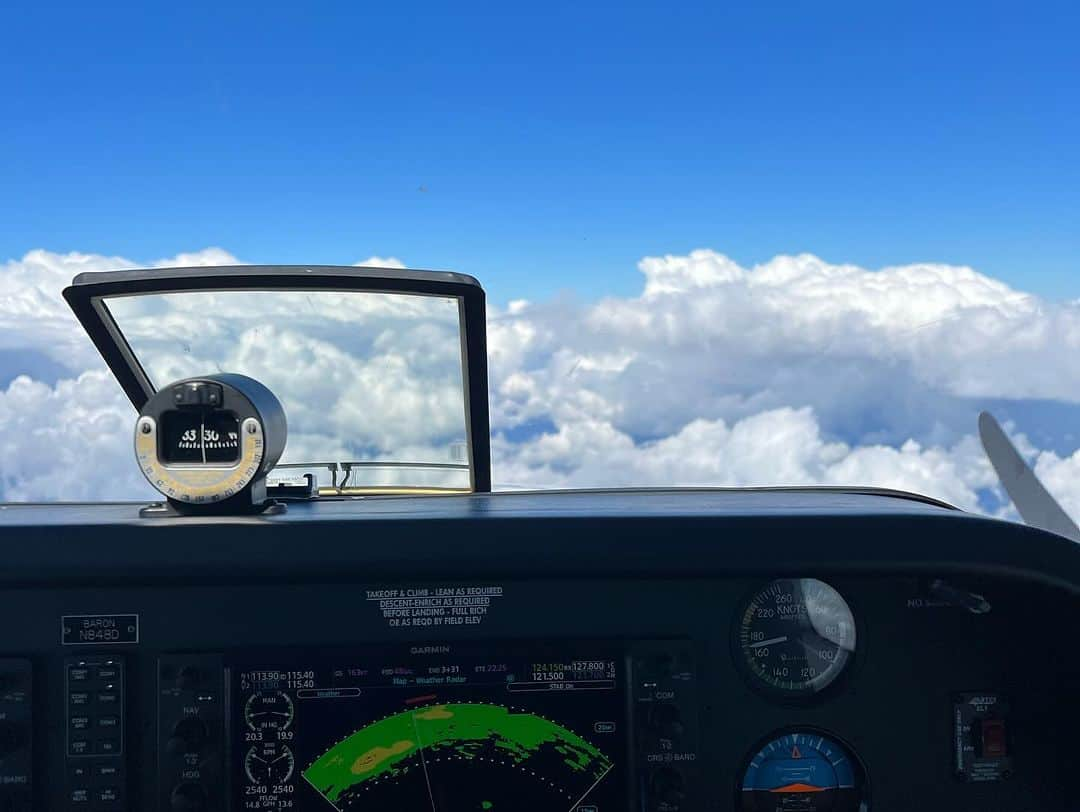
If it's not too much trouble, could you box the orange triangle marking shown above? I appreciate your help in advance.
[791,745,802,759]
[770,783,825,793]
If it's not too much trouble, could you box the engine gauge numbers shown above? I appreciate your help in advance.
[740,729,868,811]
[734,578,856,699]
[245,740,295,785]
[244,689,295,731]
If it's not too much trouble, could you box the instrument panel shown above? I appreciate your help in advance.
[0,491,1077,811]
[0,573,1072,811]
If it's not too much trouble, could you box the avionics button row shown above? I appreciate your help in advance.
[68,783,123,808]
[70,690,120,707]
[67,662,121,684]
[69,762,121,781]
[68,737,121,756]
[74,715,120,730]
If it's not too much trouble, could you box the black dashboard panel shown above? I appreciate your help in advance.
[0,489,1078,811]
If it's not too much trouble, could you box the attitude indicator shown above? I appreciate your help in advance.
[740,730,868,811]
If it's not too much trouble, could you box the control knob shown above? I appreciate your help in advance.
[176,666,201,691]
[0,720,25,757]
[170,782,207,812]
[648,767,685,811]
[645,702,684,746]
[167,717,209,754]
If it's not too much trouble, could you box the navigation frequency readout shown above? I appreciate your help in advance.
[231,643,624,812]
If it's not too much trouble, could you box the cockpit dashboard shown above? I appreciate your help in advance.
[0,488,1076,811]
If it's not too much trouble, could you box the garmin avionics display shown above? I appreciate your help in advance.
[231,643,622,812]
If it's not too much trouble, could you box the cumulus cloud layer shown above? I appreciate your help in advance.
[485,250,1080,516]
[105,289,468,460]
[2,247,1080,520]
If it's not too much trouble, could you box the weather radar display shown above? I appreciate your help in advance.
[232,643,621,811]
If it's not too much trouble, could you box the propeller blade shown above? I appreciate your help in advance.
[978,411,1080,543]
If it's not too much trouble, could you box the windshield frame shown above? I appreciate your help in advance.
[63,264,492,492]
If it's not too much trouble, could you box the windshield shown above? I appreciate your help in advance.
[106,289,471,491]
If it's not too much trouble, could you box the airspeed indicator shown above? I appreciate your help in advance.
[734,578,856,698]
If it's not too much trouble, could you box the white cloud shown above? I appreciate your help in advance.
[1034,449,1080,525]
[102,290,469,462]
[0,248,245,381]
[485,250,1080,515]
[0,370,154,502]
[154,247,243,268]
[1,245,1079,526]
[491,406,994,512]
[355,256,406,269]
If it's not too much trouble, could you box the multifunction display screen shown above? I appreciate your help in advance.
[230,643,624,811]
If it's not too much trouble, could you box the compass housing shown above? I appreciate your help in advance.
[135,373,287,514]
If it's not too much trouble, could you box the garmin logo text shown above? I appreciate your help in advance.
[410,646,451,655]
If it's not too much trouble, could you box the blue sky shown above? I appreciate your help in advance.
[2,1,1078,305]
